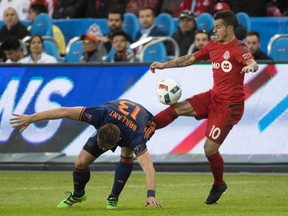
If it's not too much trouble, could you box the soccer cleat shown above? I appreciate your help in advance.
[205,182,228,205]
[106,196,118,209]
[57,192,87,208]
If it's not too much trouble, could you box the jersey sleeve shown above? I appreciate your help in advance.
[80,107,106,128]
[235,43,254,64]
[193,41,211,61]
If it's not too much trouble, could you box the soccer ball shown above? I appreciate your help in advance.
[156,79,182,105]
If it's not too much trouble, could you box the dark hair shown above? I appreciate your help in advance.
[28,35,44,50]
[246,31,260,41]
[139,6,155,17]
[194,30,211,41]
[214,10,238,28]
[111,30,129,41]
[30,3,48,15]
[97,124,121,150]
[108,9,124,21]
[0,36,21,51]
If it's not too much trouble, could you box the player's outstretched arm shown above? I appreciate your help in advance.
[150,54,198,73]
[241,59,259,73]
[10,107,84,132]
[137,150,162,208]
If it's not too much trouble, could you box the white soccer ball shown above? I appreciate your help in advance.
[156,79,182,105]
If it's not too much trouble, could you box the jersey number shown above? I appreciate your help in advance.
[118,101,140,120]
[208,125,221,140]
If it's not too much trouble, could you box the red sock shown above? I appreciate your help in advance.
[206,151,224,187]
[154,106,178,129]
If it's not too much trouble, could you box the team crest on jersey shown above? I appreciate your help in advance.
[221,60,232,72]
[83,113,92,122]
[223,51,230,60]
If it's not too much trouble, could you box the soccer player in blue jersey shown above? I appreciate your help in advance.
[10,99,162,209]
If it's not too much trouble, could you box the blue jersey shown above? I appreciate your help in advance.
[80,99,155,156]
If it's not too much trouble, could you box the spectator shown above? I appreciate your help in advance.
[79,34,102,63]
[191,30,210,53]
[210,2,247,40]
[109,31,135,62]
[245,31,273,60]
[0,7,30,42]
[28,3,66,56]
[134,6,166,58]
[19,35,57,63]
[0,0,30,20]
[0,36,25,63]
[96,10,128,53]
[126,0,163,17]
[168,10,197,56]
[135,7,166,41]
[0,7,30,61]
[29,0,55,17]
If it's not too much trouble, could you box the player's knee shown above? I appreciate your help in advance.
[75,159,89,170]
[204,140,220,156]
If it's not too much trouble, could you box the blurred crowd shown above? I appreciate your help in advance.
[0,0,285,63]
[0,0,287,20]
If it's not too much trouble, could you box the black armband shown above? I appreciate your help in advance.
[147,190,155,197]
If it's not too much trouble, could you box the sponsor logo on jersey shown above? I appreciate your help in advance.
[212,62,220,69]
[242,52,252,59]
[221,60,232,72]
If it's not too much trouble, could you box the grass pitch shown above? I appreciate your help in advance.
[0,171,287,216]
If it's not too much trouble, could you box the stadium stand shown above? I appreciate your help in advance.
[155,12,175,36]
[43,36,61,61]
[236,12,251,31]
[195,12,214,32]
[65,37,82,63]
[267,34,288,61]
[122,13,140,41]
[29,13,53,37]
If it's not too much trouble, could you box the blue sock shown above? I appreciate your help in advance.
[73,167,90,197]
[109,156,133,198]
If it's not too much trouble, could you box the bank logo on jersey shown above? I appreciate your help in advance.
[221,51,232,72]
[221,61,232,72]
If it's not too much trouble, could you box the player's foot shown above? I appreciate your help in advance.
[106,196,118,209]
[57,192,87,208]
[205,182,227,205]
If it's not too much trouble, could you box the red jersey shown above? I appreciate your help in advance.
[194,38,254,104]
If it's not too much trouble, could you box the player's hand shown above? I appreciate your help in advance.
[145,197,162,208]
[241,65,255,73]
[150,62,165,73]
[10,114,32,132]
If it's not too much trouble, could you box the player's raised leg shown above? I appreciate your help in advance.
[57,149,96,208]
[154,100,197,129]
[107,147,134,209]
[204,139,227,204]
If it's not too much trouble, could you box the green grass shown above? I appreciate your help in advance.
[0,171,287,216]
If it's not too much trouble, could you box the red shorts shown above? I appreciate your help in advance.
[186,90,244,144]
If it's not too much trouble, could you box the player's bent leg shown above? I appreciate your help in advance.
[57,150,96,208]
[173,100,198,117]
[154,100,197,129]
[204,139,227,205]
[107,148,134,209]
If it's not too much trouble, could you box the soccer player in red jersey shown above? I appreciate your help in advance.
[150,10,258,204]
